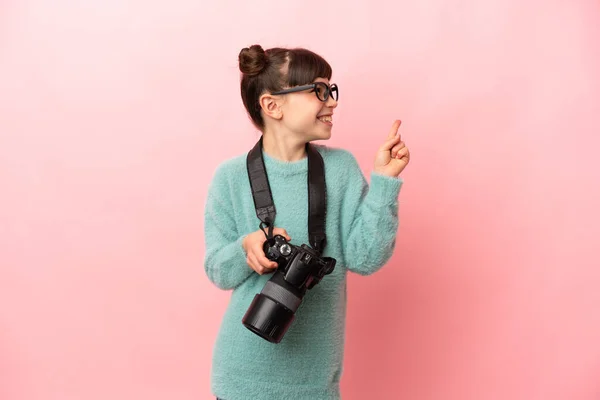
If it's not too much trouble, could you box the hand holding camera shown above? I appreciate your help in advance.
[242,233,336,343]
[242,227,291,275]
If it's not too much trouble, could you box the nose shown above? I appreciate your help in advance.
[325,94,338,108]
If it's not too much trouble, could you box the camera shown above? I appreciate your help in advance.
[242,234,336,343]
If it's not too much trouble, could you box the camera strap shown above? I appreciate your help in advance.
[246,136,327,254]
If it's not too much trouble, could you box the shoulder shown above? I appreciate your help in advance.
[213,152,249,177]
[208,152,249,191]
[313,144,364,180]
[311,144,366,189]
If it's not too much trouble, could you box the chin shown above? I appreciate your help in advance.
[313,129,332,141]
[310,134,331,142]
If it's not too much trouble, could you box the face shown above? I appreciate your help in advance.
[277,77,338,142]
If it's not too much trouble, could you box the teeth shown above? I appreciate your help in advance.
[318,116,332,122]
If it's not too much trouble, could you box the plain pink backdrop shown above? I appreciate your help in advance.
[1,1,599,399]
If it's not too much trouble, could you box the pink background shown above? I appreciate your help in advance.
[1,1,599,399]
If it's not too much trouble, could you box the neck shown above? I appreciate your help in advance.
[262,130,307,162]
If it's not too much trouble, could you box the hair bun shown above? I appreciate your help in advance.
[239,45,268,76]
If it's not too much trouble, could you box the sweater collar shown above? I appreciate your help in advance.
[262,149,309,177]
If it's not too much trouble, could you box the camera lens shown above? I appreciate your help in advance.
[242,271,304,343]
[242,294,295,343]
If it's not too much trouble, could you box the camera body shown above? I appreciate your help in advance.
[242,235,336,343]
[263,234,335,291]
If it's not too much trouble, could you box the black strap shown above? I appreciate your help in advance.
[247,137,277,230]
[306,143,327,252]
[246,136,327,254]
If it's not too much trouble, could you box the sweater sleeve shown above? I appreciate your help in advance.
[203,164,253,290]
[339,154,403,276]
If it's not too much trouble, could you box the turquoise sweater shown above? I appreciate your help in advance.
[204,144,403,400]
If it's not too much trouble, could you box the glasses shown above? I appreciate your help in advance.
[272,82,339,102]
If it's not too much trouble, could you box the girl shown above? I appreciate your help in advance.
[204,44,410,400]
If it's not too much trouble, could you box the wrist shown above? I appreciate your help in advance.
[241,235,248,254]
[373,168,398,178]
[368,172,404,203]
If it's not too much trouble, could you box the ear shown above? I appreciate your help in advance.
[259,93,283,121]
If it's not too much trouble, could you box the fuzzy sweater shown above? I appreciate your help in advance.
[203,144,403,400]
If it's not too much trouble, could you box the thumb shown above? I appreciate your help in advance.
[273,228,291,241]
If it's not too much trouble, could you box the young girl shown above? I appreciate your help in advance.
[204,44,410,400]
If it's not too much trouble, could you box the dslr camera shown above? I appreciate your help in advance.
[242,234,336,343]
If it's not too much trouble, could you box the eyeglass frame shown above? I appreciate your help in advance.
[271,82,339,102]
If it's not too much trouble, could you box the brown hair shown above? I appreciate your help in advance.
[238,44,333,131]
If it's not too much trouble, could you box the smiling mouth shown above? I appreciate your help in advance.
[317,115,333,123]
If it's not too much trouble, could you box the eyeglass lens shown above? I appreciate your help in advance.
[315,83,338,101]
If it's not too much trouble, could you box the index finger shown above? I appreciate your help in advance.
[387,120,402,139]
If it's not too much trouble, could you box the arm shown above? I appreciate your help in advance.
[203,166,253,290]
[341,160,403,275]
